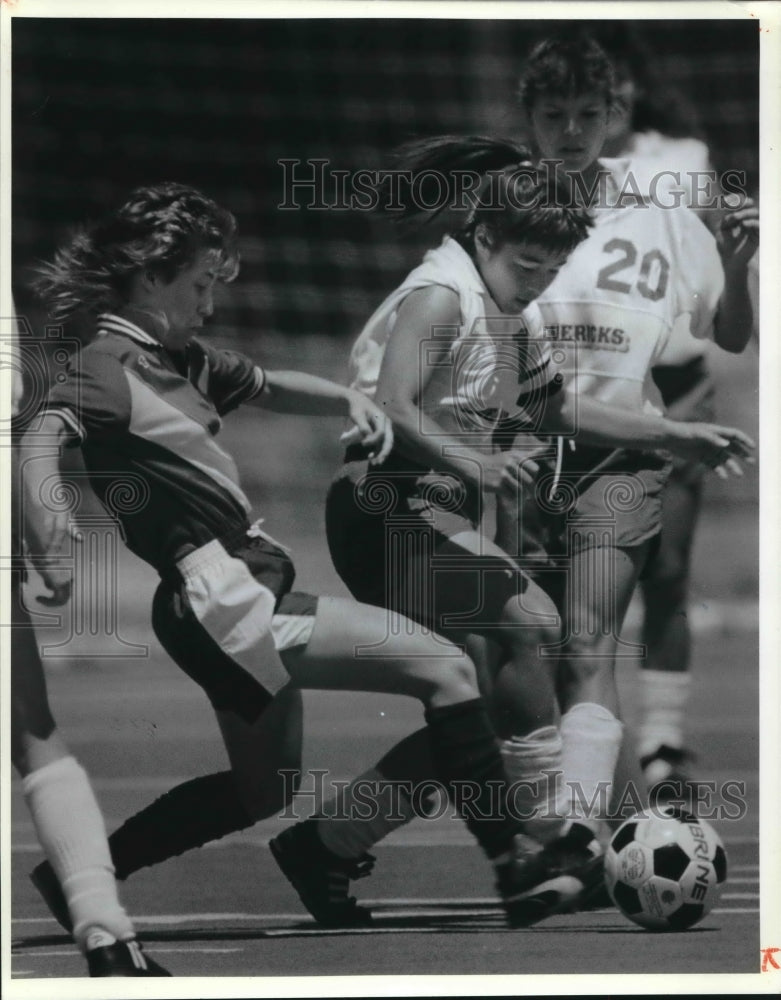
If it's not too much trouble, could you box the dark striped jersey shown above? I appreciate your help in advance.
[44,309,265,571]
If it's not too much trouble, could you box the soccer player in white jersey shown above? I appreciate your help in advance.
[269,137,753,925]
[23,181,634,934]
[595,24,758,790]
[497,31,757,829]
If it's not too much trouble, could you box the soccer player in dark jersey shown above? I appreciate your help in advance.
[21,181,595,933]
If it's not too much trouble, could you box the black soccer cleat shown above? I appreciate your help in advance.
[87,939,171,977]
[30,860,73,932]
[269,819,375,927]
[496,823,605,927]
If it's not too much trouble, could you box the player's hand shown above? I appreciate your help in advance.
[35,562,74,607]
[718,196,759,269]
[666,421,755,476]
[482,447,543,495]
[25,512,80,606]
[340,391,394,465]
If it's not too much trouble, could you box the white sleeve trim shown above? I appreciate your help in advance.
[42,406,86,443]
[249,365,267,399]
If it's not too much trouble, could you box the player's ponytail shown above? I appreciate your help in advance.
[380,134,592,256]
[380,134,535,225]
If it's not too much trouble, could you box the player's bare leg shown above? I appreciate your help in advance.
[291,529,566,867]
[638,474,701,791]
[555,543,651,836]
[270,596,599,926]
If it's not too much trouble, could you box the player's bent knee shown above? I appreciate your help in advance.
[500,601,560,651]
[447,652,479,692]
[410,652,479,706]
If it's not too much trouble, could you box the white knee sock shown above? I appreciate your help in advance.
[638,669,691,758]
[556,703,623,836]
[500,725,564,844]
[317,767,422,859]
[22,756,135,951]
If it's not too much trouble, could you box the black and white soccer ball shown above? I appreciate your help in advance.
[604,806,728,930]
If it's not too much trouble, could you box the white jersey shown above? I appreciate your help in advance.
[349,236,554,450]
[622,134,718,366]
[522,158,724,416]
[624,131,712,210]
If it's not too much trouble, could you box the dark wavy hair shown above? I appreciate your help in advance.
[32,183,240,322]
[381,135,592,254]
[518,31,616,113]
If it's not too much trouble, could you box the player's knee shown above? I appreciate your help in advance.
[416,651,479,706]
[447,651,479,694]
[500,597,560,651]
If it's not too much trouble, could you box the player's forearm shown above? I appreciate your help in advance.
[713,261,754,353]
[258,370,359,415]
[19,420,70,555]
[383,400,488,489]
[548,395,691,452]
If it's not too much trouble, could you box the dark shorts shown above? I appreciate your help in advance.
[326,450,532,638]
[497,443,672,607]
[652,356,717,486]
[153,526,318,723]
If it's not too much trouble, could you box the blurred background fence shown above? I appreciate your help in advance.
[12,18,758,342]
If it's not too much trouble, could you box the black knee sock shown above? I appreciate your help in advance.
[376,727,436,782]
[425,698,521,860]
[108,771,254,880]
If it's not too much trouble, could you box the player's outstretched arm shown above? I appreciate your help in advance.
[544,393,754,474]
[712,198,759,353]
[19,415,76,607]
[254,368,393,465]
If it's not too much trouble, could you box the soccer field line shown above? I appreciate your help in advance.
[12,895,760,930]
[10,834,761,853]
[11,946,243,960]
[13,908,759,950]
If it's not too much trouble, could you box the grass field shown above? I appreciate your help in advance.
[8,334,769,994]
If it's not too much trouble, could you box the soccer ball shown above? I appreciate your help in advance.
[604,806,727,930]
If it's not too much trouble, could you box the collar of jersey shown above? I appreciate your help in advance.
[97,310,167,349]
[437,236,486,293]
